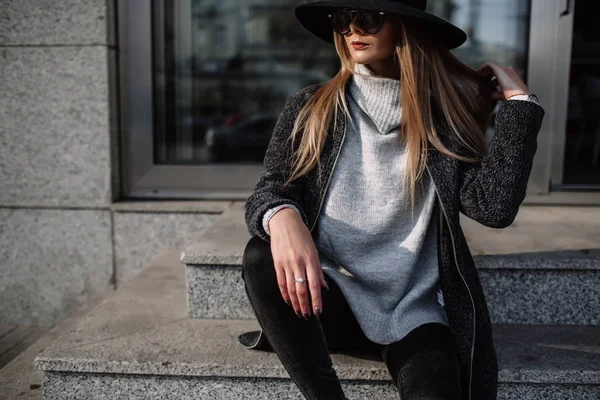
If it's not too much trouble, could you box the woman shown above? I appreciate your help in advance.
[239,1,545,399]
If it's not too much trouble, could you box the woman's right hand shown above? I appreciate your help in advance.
[268,208,329,320]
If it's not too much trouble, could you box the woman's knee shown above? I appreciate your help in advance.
[241,235,277,289]
[382,323,462,398]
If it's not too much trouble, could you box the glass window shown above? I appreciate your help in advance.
[151,0,339,165]
[151,0,532,167]
[437,0,531,73]
[122,0,533,198]
[429,0,532,142]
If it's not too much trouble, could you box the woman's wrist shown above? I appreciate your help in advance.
[268,208,301,234]
[263,204,302,235]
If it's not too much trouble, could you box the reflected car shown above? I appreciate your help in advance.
[177,114,229,143]
[206,114,278,162]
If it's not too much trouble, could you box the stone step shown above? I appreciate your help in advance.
[181,213,600,325]
[0,324,47,370]
[0,283,118,400]
[34,253,600,399]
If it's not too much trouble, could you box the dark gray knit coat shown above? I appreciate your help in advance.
[241,82,546,400]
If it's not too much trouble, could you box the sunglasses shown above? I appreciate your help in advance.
[328,9,389,36]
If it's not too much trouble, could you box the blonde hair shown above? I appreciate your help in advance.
[284,15,496,219]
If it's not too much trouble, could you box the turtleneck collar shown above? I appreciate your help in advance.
[347,62,402,135]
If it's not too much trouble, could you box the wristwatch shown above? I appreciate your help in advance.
[508,92,539,105]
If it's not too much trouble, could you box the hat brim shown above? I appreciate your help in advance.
[295,0,467,49]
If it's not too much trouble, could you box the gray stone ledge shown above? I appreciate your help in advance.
[0,290,107,400]
[41,371,600,400]
[181,211,600,271]
[475,248,600,270]
[34,256,600,386]
[185,262,599,324]
[35,319,600,385]
[33,318,600,385]
[41,372,398,400]
[181,211,249,266]
[111,200,230,214]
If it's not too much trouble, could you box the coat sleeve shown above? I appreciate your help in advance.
[457,99,545,228]
[245,86,318,242]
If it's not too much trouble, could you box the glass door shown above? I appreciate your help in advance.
[527,0,600,204]
[554,0,600,188]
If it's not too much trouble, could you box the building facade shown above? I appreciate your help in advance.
[1,0,598,326]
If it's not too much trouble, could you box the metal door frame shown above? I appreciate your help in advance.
[524,0,600,204]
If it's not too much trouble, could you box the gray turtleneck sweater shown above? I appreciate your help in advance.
[262,63,540,345]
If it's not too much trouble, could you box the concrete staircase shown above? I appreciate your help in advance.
[32,204,600,399]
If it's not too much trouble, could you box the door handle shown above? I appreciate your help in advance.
[560,0,571,17]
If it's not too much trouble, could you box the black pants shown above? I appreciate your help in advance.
[241,235,462,400]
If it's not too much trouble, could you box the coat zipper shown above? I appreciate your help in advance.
[306,114,474,398]
[310,116,347,233]
[307,115,348,378]
[426,164,475,400]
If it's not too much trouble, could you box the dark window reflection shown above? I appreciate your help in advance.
[563,0,600,186]
[152,0,339,164]
[151,0,532,165]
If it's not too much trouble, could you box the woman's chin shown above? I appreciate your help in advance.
[351,54,375,64]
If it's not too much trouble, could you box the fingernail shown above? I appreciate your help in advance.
[296,312,302,319]
[303,312,310,321]
[315,307,322,320]
[324,281,330,290]
[285,299,291,307]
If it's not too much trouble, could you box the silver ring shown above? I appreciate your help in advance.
[295,277,306,283]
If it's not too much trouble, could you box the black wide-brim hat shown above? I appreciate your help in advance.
[295,0,467,49]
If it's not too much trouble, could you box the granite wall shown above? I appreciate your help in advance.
[0,0,223,327]
[0,0,116,326]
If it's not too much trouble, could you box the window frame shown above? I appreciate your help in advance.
[118,0,263,200]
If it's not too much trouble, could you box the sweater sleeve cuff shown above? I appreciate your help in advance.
[507,93,539,105]
[262,204,302,236]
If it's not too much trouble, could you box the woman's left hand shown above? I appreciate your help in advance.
[478,61,530,101]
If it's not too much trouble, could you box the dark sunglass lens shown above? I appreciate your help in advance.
[332,10,352,34]
[360,11,383,33]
